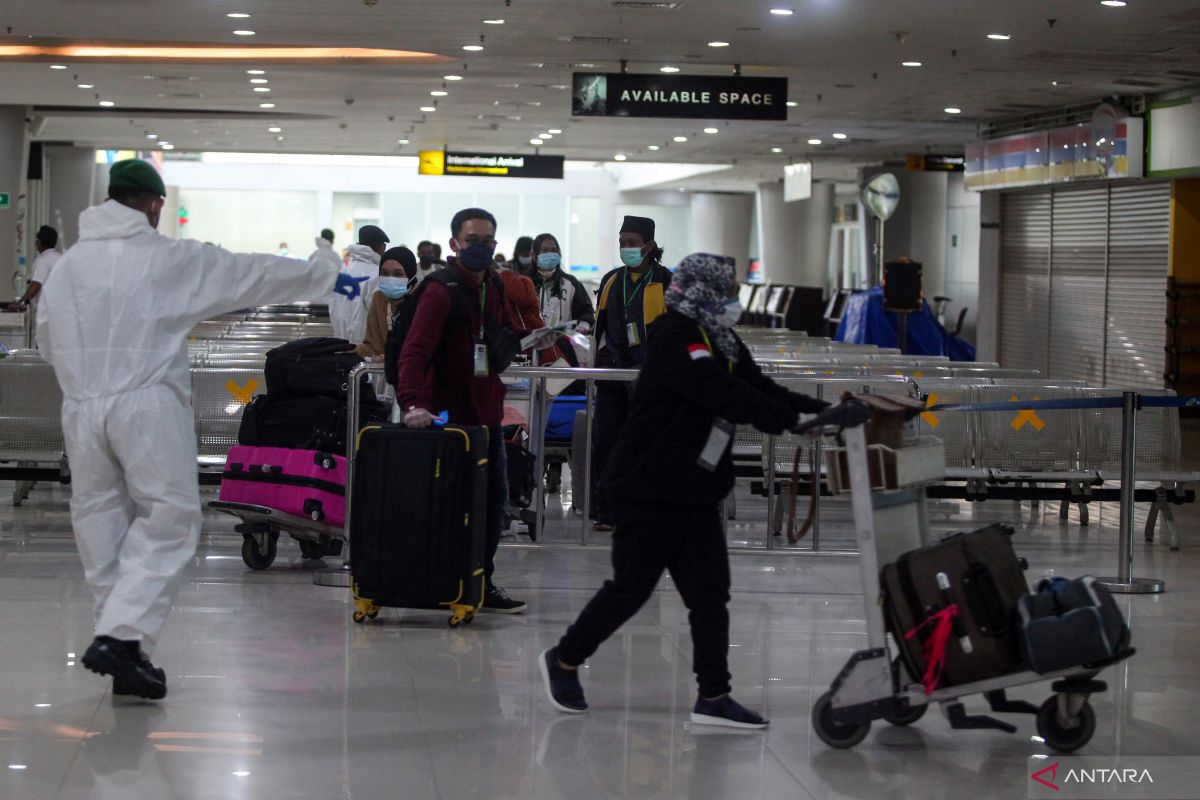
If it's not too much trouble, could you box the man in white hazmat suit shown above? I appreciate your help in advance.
[36,159,368,700]
[329,224,388,343]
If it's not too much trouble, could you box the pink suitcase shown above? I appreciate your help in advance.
[220,446,347,526]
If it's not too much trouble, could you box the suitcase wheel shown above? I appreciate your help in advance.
[353,596,381,624]
[241,531,279,571]
[448,606,476,628]
[314,452,337,470]
[303,499,325,522]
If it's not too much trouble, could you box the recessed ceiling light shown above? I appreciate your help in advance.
[902,61,922,67]
[233,30,256,36]
[548,128,562,134]
[146,133,157,139]
[276,136,284,141]
[8,765,27,771]
[529,138,542,145]
[247,69,265,75]
[483,18,505,24]
[250,78,268,84]
[807,138,822,145]
[267,126,282,132]
[614,154,627,161]
[77,83,94,88]
[648,145,660,150]
[233,771,251,777]
[463,44,484,52]
[832,132,847,140]
[770,147,783,153]
[770,8,795,15]
[430,90,448,97]
[398,139,409,144]
[1101,0,1127,5]
[944,106,962,114]
[253,87,270,92]
[50,64,67,70]
[704,127,719,134]
[444,74,463,81]
[987,33,1011,40]
[786,100,798,107]
[259,102,275,108]
[227,12,250,18]
[34,704,51,708]
[660,66,680,73]
[162,144,175,150]
[708,41,730,47]
[420,105,436,112]
[98,100,115,107]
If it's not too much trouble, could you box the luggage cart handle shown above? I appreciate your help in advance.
[936,571,974,655]
[791,397,871,435]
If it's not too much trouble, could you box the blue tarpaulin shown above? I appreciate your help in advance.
[834,287,976,361]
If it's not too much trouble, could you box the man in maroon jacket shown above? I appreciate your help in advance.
[396,207,527,614]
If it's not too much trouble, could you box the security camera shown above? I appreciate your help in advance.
[344,97,355,106]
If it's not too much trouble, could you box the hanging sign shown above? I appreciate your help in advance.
[572,73,788,121]
[418,150,564,179]
[906,154,965,172]
[0,192,9,210]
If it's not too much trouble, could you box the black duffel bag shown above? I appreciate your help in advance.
[238,394,389,455]
[1018,576,1130,674]
[264,337,375,401]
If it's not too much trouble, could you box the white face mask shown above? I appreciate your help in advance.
[716,299,743,328]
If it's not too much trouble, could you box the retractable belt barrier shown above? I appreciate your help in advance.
[929,395,1200,412]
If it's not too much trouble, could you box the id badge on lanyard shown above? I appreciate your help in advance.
[697,418,734,472]
[626,322,642,348]
[473,341,489,377]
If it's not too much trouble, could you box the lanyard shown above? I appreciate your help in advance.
[621,267,650,310]
[698,328,733,373]
[478,280,487,339]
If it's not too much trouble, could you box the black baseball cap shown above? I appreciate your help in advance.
[358,224,390,248]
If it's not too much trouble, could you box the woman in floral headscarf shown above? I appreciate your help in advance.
[538,252,828,729]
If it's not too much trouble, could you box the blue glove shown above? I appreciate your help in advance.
[433,410,449,427]
[334,273,370,301]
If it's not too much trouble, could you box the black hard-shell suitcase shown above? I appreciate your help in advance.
[1018,576,1130,674]
[349,424,488,626]
[881,523,1028,689]
[264,337,374,400]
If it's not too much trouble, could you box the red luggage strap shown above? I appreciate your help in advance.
[904,603,959,695]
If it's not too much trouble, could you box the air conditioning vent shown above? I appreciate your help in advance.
[560,36,632,44]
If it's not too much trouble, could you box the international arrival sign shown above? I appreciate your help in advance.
[572,73,788,121]
[418,150,564,179]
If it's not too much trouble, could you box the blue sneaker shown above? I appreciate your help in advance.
[691,695,769,729]
[539,647,587,713]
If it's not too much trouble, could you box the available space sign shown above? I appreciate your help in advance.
[418,150,564,179]
[573,73,788,121]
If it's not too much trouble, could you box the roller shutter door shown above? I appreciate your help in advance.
[998,181,1169,389]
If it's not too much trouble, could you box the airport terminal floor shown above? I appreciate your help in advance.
[1,452,1196,800]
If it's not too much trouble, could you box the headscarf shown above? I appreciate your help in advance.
[380,245,417,279]
[666,252,739,360]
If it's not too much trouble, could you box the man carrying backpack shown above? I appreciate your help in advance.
[394,208,527,614]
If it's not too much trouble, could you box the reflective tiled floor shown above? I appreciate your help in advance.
[1,475,1197,799]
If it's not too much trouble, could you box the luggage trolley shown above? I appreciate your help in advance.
[802,398,1134,753]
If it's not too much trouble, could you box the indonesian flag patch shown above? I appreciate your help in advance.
[688,343,713,360]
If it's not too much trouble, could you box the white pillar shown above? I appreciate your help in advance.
[755,180,834,287]
[0,106,30,290]
[689,192,754,280]
[976,191,1002,362]
[44,145,96,249]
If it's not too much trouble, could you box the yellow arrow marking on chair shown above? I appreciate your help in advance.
[920,393,940,428]
[226,379,259,406]
[912,370,925,378]
[1010,395,1045,431]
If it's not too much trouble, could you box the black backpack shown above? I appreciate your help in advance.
[264,336,374,401]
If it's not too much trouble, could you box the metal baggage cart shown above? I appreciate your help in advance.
[804,399,1134,753]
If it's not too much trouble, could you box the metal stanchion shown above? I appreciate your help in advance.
[529,374,548,543]
[1097,391,1165,595]
[765,434,777,550]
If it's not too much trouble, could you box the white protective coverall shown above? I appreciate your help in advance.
[307,236,343,309]
[36,199,340,655]
[329,243,378,343]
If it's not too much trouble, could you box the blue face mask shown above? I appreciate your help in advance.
[536,252,561,271]
[456,241,496,272]
[620,247,645,268]
[377,276,409,300]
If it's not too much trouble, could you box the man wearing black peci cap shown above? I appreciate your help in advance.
[590,215,673,530]
[331,224,390,344]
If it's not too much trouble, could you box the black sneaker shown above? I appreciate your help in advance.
[690,695,768,730]
[82,636,167,700]
[114,665,166,698]
[538,647,587,713]
[481,585,527,614]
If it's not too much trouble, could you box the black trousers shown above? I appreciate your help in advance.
[556,501,733,698]
[590,380,631,522]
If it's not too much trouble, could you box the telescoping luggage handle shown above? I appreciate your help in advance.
[791,396,872,436]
